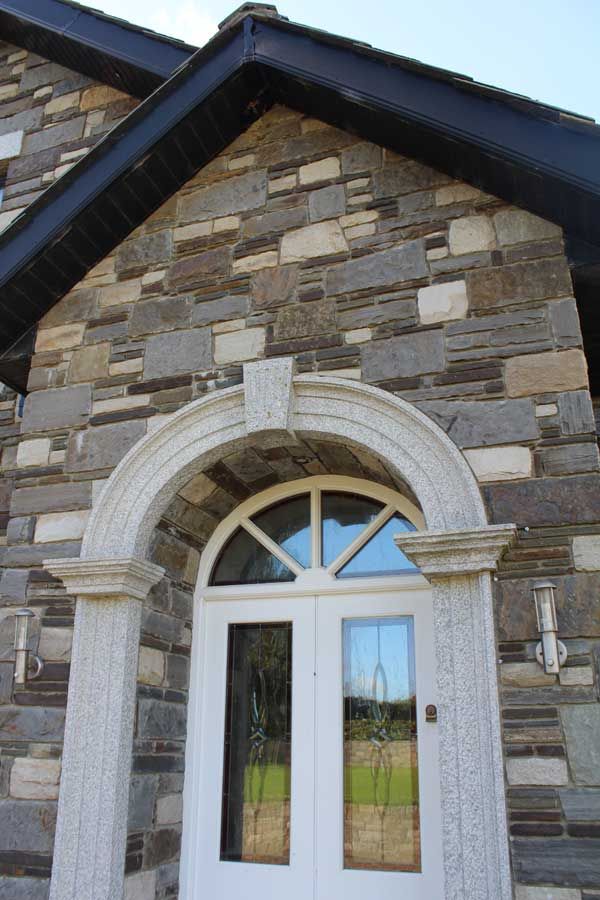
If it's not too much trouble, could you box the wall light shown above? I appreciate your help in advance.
[13,609,44,686]
[532,580,567,674]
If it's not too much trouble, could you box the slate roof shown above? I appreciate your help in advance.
[0,1,599,392]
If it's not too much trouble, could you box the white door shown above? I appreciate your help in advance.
[196,596,316,900]
[194,588,442,899]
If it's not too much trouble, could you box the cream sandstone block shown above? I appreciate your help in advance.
[214,327,265,365]
[280,221,347,263]
[464,445,532,482]
[299,156,341,184]
[418,280,468,324]
[35,510,90,543]
[35,323,86,352]
[449,215,495,255]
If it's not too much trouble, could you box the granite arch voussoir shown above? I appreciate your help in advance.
[82,371,488,562]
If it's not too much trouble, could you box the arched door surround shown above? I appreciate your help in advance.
[45,359,516,900]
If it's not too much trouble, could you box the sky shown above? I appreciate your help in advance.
[83,0,600,123]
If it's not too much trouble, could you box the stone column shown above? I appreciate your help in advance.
[395,525,516,900]
[43,557,164,900]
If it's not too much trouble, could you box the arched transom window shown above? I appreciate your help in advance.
[207,476,423,587]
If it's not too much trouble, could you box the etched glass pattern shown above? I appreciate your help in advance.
[343,617,420,871]
[221,622,292,864]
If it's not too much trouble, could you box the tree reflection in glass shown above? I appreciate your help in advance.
[343,617,420,871]
[221,622,292,865]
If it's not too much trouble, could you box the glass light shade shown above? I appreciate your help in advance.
[14,609,33,651]
[532,581,557,633]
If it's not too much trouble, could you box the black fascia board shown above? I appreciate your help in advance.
[0,25,247,309]
[252,18,600,238]
[0,0,196,96]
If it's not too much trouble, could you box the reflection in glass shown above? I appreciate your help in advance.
[221,622,292,865]
[322,492,384,567]
[338,514,418,578]
[252,495,311,568]
[211,528,295,586]
[343,617,420,872]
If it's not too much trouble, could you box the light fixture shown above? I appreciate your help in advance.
[13,609,44,686]
[532,580,567,674]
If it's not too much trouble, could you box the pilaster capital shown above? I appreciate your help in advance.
[43,556,165,601]
[395,524,517,578]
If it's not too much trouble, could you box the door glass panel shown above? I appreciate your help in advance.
[221,622,292,865]
[252,494,311,568]
[322,492,384,567]
[211,527,295,585]
[342,617,420,872]
[337,514,418,578]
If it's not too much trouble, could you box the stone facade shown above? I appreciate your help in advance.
[0,41,138,232]
[0,96,599,899]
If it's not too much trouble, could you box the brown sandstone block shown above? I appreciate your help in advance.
[505,349,588,398]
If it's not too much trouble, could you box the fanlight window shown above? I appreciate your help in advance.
[210,489,418,586]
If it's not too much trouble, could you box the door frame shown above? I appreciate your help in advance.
[180,475,439,899]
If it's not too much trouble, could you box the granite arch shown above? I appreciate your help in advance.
[46,362,515,900]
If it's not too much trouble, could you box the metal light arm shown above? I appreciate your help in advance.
[532,581,567,675]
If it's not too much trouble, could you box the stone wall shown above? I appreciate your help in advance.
[0,40,138,232]
[0,102,599,899]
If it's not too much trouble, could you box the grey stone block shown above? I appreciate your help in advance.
[0,800,57,852]
[341,142,382,174]
[361,330,444,382]
[116,230,172,273]
[274,300,336,340]
[2,541,82,566]
[128,774,158,830]
[0,663,13,703]
[550,298,583,348]
[562,705,600,785]
[138,699,187,740]
[10,481,92,516]
[0,567,29,602]
[308,184,345,222]
[22,117,85,154]
[191,294,248,327]
[0,106,44,136]
[338,298,416,330]
[0,707,65,742]
[167,246,230,291]
[484,475,600,527]
[372,160,447,198]
[244,205,306,237]
[0,876,50,899]
[20,61,69,91]
[513,837,600,886]
[143,328,212,379]
[179,170,267,222]
[22,385,91,433]
[539,443,599,476]
[417,398,539,448]
[559,390,596,435]
[129,295,191,337]
[66,420,146,473]
[6,516,35,545]
[560,788,600,821]
[327,241,427,295]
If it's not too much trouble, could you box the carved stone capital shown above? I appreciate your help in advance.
[244,357,296,439]
[395,524,516,577]
[43,556,164,602]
